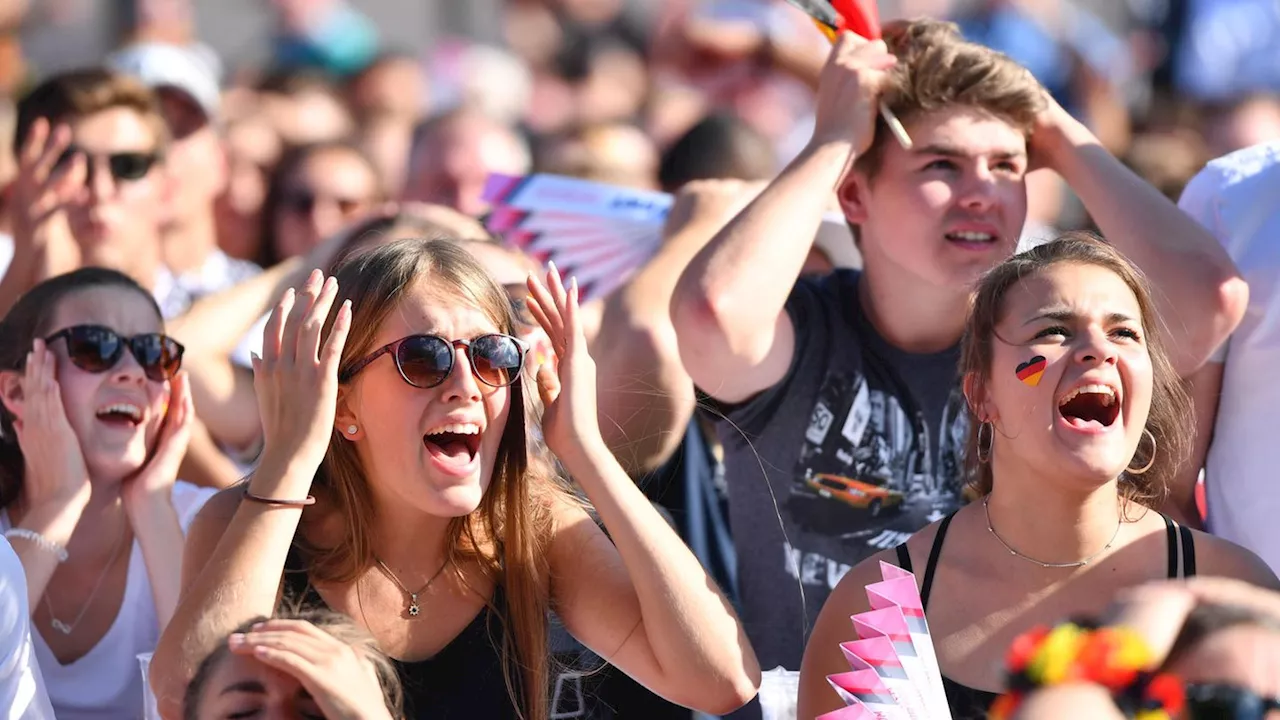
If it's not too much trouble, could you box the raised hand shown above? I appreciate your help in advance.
[13,339,91,513]
[229,619,396,720]
[122,370,192,522]
[525,263,601,464]
[810,31,897,154]
[251,270,351,493]
[11,118,85,256]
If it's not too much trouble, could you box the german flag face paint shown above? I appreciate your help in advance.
[1016,356,1047,387]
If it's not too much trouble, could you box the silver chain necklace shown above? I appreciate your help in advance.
[374,558,448,617]
[43,527,128,635]
[983,496,1123,568]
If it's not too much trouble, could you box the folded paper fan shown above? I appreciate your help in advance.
[481,173,854,302]
[825,563,953,719]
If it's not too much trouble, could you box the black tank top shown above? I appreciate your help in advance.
[281,547,522,719]
[892,511,1197,720]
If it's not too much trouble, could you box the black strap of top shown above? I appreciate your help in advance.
[1179,524,1197,577]
[920,513,957,611]
[895,542,913,573]
[1164,516,1178,578]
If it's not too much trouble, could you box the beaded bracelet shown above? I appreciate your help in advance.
[988,621,1185,720]
[3,528,68,563]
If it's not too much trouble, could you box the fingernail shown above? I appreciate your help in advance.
[285,288,295,299]
[251,622,266,630]
[228,633,245,646]
[548,261,558,274]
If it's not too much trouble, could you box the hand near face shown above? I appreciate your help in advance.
[252,269,351,488]
[121,370,192,522]
[525,263,601,464]
[810,31,897,154]
[10,339,91,512]
[11,118,85,262]
[228,619,395,720]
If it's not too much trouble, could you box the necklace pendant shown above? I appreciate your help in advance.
[50,618,72,634]
[408,593,420,617]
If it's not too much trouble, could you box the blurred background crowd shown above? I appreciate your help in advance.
[0,0,1274,264]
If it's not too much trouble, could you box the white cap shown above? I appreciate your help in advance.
[106,42,222,120]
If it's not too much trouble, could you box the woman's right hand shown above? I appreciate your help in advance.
[251,270,350,493]
[13,339,91,513]
[11,118,85,254]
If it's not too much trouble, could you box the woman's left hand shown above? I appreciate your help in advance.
[526,263,602,465]
[122,370,193,522]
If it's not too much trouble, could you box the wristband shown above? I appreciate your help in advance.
[989,621,1185,720]
[242,488,315,507]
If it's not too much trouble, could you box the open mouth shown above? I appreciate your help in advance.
[423,422,482,465]
[1057,384,1121,429]
[945,231,997,244]
[95,402,144,428]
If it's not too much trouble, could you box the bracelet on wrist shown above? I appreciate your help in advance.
[242,487,315,508]
[3,528,68,563]
[989,620,1185,720]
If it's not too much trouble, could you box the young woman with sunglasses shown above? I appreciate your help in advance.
[152,238,760,719]
[797,235,1279,720]
[0,267,211,718]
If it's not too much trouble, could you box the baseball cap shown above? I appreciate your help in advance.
[106,42,223,121]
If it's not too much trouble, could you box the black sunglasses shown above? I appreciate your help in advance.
[56,145,161,183]
[45,325,184,382]
[281,189,365,216]
[1186,683,1280,719]
[340,333,526,389]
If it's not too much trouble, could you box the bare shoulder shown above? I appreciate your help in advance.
[1188,527,1280,590]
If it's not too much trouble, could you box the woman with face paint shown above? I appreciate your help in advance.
[799,233,1280,720]
[151,238,760,720]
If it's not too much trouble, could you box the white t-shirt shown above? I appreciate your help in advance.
[1178,140,1280,571]
[2,482,216,720]
[0,538,54,720]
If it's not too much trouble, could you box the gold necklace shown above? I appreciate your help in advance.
[983,496,1122,569]
[374,558,448,617]
[43,527,128,635]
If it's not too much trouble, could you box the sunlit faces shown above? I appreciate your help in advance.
[338,278,513,519]
[978,263,1153,486]
[842,107,1029,291]
[192,651,326,720]
[273,147,381,260]
[41,287,170,485]
[63,107,165,268]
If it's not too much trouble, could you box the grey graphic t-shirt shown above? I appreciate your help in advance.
[712,270,968,676]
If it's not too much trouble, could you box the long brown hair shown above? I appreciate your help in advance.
[959,232,1193,506]
[309,237,566,720]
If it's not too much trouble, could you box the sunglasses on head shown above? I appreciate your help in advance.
[56,145,161,183]
[340,333,526,389]
[1186,683,1280,719]
[281,189,365,216]
[44,325,184,382]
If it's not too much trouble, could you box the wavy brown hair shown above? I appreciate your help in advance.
[959,232,1193,507]
[854,18,1045,180]
[306,237,568,720]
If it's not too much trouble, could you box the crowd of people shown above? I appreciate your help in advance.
[0,0,1276,719]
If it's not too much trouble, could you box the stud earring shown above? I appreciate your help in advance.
[346,425,357,435]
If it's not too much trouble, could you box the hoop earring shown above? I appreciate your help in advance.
[1126,428,1156,475]
[976,420,994,464]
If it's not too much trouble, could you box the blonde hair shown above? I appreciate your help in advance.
[855,19,1045,179]
[309,237,570,720]
[960,232,1193,505]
